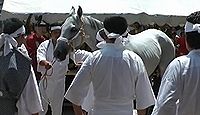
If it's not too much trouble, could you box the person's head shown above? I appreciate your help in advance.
[103,16,128,43]
[34,20,49,37]
[185,11,200,50]
[50,22,61,40]
[132,22,141,29]
[3,18,26,46]
[103,16,128,35]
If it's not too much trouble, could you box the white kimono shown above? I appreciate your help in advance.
[15,44,43,115]
[0,44,43,115]
[37,39,69,115]
[74,49,93,64]
[0,33,43,115]
[16,67,43,115]
[151,49,200,115]
[74,49,94,112]
[65,44,155,115]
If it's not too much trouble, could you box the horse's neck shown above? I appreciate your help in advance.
[82,16,103,51]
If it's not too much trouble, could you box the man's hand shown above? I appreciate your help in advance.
[72,104,85,115]
[39,60,52,70]
[137,109,147,115]
[31,113,39,115]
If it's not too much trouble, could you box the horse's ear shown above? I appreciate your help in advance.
[77,6,83,18]
[69,6,75,16]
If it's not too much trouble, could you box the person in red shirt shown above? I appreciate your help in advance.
[26,20,49,81]
[176,31,189,56]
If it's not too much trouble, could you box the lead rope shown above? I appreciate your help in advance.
[41,57,57,89]
[40,57,57,105]
[40,39,58,106]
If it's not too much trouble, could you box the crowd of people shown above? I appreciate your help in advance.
[129,21,189,57]
[0,10,200,115]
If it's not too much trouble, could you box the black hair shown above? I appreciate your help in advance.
[186,11,200,24]
[185,31,200,49]
[33,20,49,33]
[50,22,62,27]
[3,18,24,35]
[103,16,128,35]
[185,11,200,49]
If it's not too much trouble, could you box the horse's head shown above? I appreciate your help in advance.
[54,6,103,61]
[54,6,83,61]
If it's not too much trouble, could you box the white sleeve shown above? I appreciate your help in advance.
[134,56,156,109]
[151,59,180,115]
[81,83,94,112]
[74,49,92,64]
[65,55,93,105]
[36,41,47,73]
[16,67,43,114]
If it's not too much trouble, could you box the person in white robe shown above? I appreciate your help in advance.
[73,49,94,114]
[65,16,155,115]
[37,23,69,115]
[0,18,43,115]
[151,11,200,115]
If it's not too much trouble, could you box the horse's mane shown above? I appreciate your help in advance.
[83,16,103,31]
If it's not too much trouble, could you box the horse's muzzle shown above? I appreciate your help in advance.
[54,40,70,61]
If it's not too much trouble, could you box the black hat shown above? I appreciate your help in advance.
[103,16,128,35]
[50,22,62,31]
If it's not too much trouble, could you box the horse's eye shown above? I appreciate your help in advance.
[71,27,78,32]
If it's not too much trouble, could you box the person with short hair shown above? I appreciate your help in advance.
[151,11,200,115]
[0,18,43,115]
[37,22,69,115]
[26,18,49,81]
[65,16,155,115]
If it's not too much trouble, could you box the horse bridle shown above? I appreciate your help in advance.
[66,17,87,50]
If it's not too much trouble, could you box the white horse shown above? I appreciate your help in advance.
[54,6,175,76]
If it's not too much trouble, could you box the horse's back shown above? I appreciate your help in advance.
[126,29,175,76]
